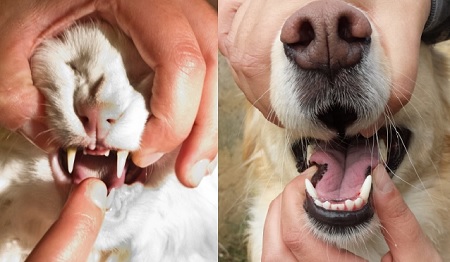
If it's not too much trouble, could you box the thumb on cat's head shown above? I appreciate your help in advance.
[26,178,106,262]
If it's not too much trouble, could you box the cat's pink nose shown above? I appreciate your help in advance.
[77,106,118,144]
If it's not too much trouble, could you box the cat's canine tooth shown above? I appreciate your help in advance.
[116,150,129,179]
[378,138,387,162]
[305,178,318,199]
[359,175,372,202]
[67,147,77,174]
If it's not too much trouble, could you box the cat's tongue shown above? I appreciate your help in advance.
[71,153,125,188]
[310,140,378,200]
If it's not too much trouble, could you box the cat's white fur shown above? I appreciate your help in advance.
[0,22,217,261]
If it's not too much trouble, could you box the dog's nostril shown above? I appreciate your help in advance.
[281,0,372,74]
[317,105,357,135]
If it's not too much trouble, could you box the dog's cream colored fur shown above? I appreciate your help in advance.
[0,23,217,261]
[245,37,450,261]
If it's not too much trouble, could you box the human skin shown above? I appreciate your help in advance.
[262,165,442,261]
[218,0,431,134]
[26,178,107,262]
[0,0,217,188]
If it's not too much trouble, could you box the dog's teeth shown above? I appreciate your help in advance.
[116,150,129,179]
[354,197,364,209]
[104,150,110,157]
[345,199,355,211]
[359,175,372,202]
[379,138,387,162]
[323,201,331,209]
[306,144,314,163]
[314,199,323,207]
[305,178,318,199]
[67,147,77,174]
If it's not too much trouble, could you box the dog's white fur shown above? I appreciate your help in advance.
[245,6,450,262]
[0,23,217,261]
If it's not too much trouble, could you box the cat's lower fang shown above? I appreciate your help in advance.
[117,150,129,179]
[67,147,77,174]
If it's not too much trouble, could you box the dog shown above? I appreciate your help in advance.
[243,1,450,261]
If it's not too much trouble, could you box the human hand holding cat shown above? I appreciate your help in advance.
[27,178,106,262]
[0,0,217,188]
[262,165,442,261]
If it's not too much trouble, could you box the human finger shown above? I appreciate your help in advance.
[372,165,442,261]
[99,0,207,169]
[280,166,366,261]
[262,194,298,262]
[174,0,218,187]
[26,178,106,262]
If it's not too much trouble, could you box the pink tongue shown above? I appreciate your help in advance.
[311,140,379,200]
[71,154,125,188]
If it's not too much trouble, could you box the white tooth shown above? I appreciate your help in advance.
[359,175,372,202]
[314,199,323,207]
[67,147,77,174]
[379,138,387,162]
[354,197,364,209]
[345,199,355,211]
[105,150,110,157]
[116,150,129,179]
[336,203,345,211]
[305,178,318,199]
[306,145,314,163]
[330,204,338,210]
[323,201,331,210]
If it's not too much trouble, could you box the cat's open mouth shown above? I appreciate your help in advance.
[50,147,147,192]
[292,126,411,234]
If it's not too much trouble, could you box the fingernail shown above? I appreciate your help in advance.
[87,180,107,210]
[302,165,318,177]
[189,159,210,187]
[373,165,394,193]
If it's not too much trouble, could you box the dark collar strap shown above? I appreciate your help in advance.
[422,0,450,44]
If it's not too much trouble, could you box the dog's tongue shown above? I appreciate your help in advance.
[71,154,125,188]
[310,140,378,200]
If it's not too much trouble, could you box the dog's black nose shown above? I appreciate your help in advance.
[281,0,372,74]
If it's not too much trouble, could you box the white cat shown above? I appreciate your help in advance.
[0,22,217,261]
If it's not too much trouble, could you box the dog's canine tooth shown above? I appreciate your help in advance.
[105,150,110,157]
[67,147,77,174]
[378,138,387,162]
[117,150,129,179]
[359,175,372,202]
[305,178,318,199]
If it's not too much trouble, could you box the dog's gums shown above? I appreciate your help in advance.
[292,126,411,234]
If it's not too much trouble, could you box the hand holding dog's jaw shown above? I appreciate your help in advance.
[262,165,443,261]
[219,0,431,129]
[372,165,443,262]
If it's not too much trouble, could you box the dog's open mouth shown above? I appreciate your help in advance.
[292,126,411,234]
[52,147,147,192]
